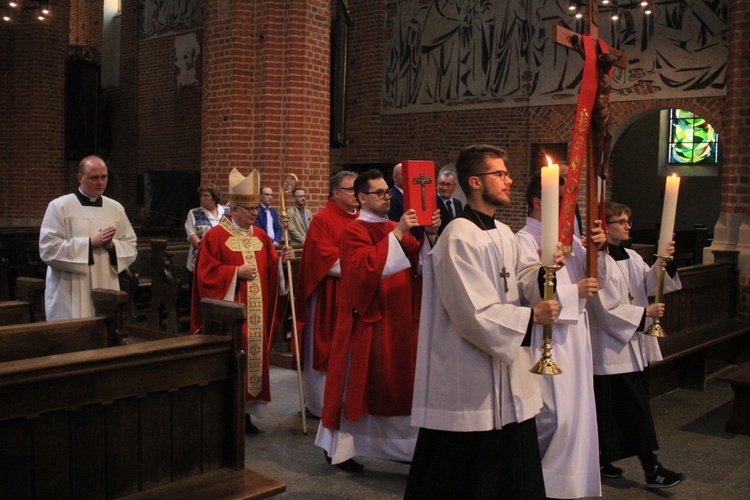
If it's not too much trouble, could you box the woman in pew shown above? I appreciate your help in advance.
[185,184,226,272]
[587,201,685,489]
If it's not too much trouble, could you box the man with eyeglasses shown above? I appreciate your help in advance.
[407,144,562,499]
[317,169,440,472]
[436,170,463,236]
[190,168,294,435]
[286,187,313,246]
[253,186,283,244]
[587,201,685,489]
[295,171,359,424]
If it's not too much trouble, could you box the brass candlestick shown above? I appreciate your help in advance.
[644,254,671,338]
[531,263,563,376]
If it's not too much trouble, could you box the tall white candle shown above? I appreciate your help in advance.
[657,174,681,256]
[541,159,560,265]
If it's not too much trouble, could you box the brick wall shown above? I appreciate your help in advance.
[201,0,331,213]
[331,0,728,233]
[0,0,70,226]
[725,0,750,317]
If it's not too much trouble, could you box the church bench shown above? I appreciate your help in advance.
[120,246,153,324]
[0,288,129,362]
[648,258,750,397]
[0,297,286,499]
[0,277,46,326]
[148,239,192,333]
[716,361,750,436]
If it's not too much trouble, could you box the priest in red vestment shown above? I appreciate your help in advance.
[190,168,294,434]
[315,169,440,471]
[295,171,359,418]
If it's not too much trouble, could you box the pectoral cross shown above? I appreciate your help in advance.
[500,267,510,293]
[412,172,433,211]
[552,0,627,279]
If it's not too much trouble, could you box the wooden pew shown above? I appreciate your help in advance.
[716,361,750,436]
[0,277,46,326]
[149,239,192,333]
[649,255,750,397]
[119,246,153,324]
[0,297,285,499]
[0,288,130,362]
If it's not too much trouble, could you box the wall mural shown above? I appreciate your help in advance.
[383,0,727,113]
[140,0,203,37]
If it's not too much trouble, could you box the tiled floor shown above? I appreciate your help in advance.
[245,366,750,499]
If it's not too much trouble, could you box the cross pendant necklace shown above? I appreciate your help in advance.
[468,207,510,293]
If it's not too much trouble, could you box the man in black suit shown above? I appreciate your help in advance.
[387,163,405,221]
[253,186,283,244]
[436,170,463,236]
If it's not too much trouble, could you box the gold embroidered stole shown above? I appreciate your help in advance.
[220,217,265,397]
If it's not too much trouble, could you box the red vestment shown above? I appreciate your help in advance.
[295,198,358,371]
[190,216,282,403]
[321,218,422,430]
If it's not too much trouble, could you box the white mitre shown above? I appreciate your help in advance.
[228,168,261,205]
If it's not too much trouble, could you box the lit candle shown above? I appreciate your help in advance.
[657,174,681,256]
[541,157,560,265]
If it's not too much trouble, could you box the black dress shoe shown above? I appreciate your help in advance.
[245,414,260,434]
[335,458,365,472]
[323,451,364,472]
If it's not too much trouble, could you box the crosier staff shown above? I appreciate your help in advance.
[279,173,307,434]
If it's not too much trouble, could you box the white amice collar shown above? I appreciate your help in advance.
[231,218,252,233]
[358,209,388,223]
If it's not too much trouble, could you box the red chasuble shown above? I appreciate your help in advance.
[321,218,422,430]
[190,216,282,403]
[294,198,359,371]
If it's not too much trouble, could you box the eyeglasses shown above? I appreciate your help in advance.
[236,204,260,213]
[473,170,509,180]
[438,182,456,187]
[607,219,632,227]
[337,186,355,192]
[293,195,306,198]
[362,189,392,200]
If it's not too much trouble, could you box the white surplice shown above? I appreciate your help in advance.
[411,218,542,432]
[588,247,681,375]
[516,218,601,499]
[39,193,137,321]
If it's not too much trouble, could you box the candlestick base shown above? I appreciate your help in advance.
[530,356,563,376]
[644,319,666,338]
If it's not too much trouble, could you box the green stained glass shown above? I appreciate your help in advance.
[669,109,718,164]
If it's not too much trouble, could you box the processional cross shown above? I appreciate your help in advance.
[412,172,433,211]
[552,0,628,277]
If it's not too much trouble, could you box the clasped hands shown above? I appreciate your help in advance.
[91,226,116,249]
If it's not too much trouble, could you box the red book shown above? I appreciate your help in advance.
[402,160,437,226]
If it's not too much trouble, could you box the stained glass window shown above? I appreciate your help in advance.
[668,109,718,164]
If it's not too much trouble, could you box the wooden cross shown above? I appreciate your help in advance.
[552,0,627,278]
[412,172,433,211]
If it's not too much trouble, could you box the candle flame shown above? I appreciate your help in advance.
[546,155,554,167]
[671,173,678,178]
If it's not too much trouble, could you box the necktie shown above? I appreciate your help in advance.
[446,200,454,219]
[300,208,308,231]
[265,209,275,239]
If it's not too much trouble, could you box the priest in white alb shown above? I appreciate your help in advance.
[39,155,137,321]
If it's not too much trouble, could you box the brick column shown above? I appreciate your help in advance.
[201,0,331,211]
[707,0,750,316]
[0,0,70,226]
